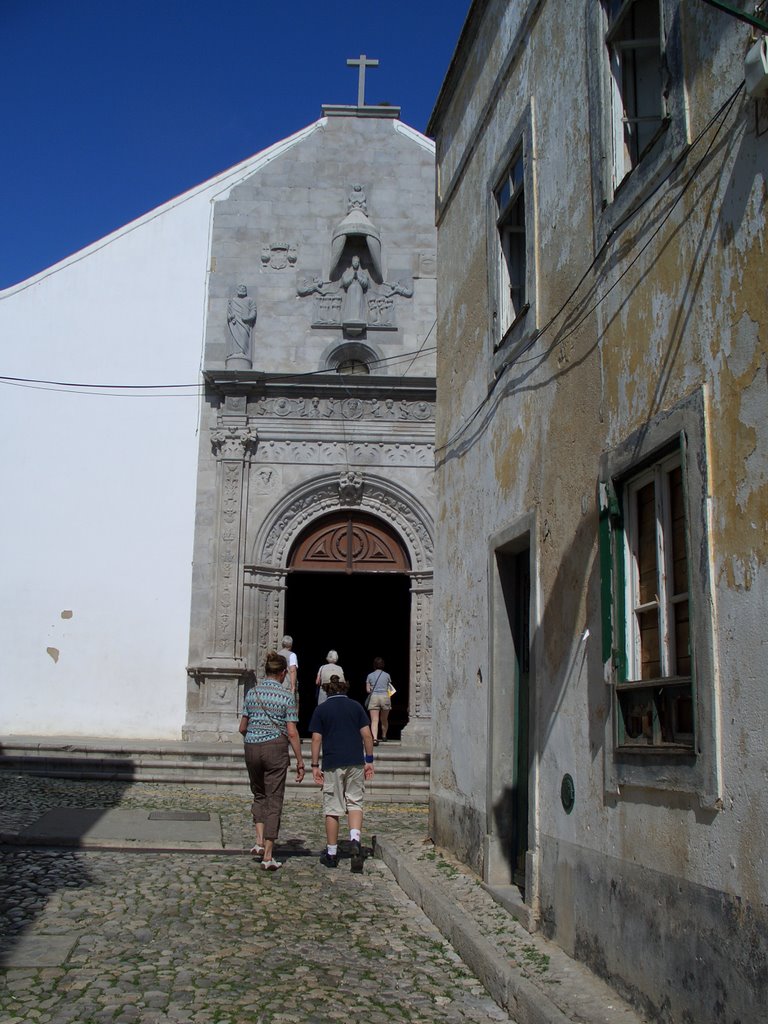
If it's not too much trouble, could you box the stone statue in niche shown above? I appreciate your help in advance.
[340,256,370,331]
[226,285,257,367]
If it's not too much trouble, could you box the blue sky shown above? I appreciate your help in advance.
[1,1,468,289]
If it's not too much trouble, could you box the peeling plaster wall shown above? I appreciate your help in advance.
[431,1,768,1020]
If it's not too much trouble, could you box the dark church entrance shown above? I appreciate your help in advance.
[283,512,412,737]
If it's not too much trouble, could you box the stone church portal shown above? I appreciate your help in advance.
[183,83,436,747]
[287,512,411,735]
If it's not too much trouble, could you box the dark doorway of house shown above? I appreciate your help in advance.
[285,571,411,737]
[497,545,531,890]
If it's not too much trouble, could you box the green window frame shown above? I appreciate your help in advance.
[598,391,719,800]
[600,441,695,753]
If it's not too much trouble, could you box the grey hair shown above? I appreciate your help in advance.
[326,650,338,662]
[281,635,293,648]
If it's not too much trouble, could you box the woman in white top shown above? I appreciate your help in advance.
[315,650,345,706]
[365,656,392,745]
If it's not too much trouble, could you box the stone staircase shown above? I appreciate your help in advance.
[0,736,430,803]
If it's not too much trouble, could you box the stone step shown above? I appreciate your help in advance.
[0,737,430,803]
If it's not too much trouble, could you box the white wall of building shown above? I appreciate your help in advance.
[0,124,320,738]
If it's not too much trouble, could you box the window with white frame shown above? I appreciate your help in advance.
[603,0,668,187]
[493,147,527,340]
[618,450,693,748]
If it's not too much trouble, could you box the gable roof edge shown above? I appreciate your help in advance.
[1,119,326,297]
[393,120,436,154]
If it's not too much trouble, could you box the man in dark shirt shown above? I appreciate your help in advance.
[309,675,375,872]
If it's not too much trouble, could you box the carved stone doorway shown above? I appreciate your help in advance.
[285,512,411,736]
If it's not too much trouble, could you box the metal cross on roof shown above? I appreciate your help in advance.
[346,53,379,107]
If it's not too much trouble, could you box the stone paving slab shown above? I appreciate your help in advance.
[17,808,224,851]
[0,933,79,969]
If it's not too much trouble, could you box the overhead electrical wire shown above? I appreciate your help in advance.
[435,79,746,458]
[0,343,437,397]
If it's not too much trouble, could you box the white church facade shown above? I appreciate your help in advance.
[0,87,436,745]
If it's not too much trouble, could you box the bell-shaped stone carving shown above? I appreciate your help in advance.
[329,184,382,282]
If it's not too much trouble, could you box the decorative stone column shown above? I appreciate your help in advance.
[400,570,433,747]
[242,564,288,671]
[183,398,257,741]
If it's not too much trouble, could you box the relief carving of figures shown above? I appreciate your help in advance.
[341,398,364,419]
[297,276,413,330]
[368,278,413,326]
[226,285,257,366]
[347,182,368,213]
[293,182,418,332]
[295,275,341,325]
[338,471,364,506]
[250,396,433,421]
[383,279,413,298]
[367,294,394,326]
[211,426,258,460]
[297,276,330,297]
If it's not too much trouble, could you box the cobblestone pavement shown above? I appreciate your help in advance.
[0,776,514,1024]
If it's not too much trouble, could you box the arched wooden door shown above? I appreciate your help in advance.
[289,512,410,574]
[286,512,411,735]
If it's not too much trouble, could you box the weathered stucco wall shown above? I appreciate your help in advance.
[430,1,767,1020]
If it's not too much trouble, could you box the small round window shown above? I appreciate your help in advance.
[325,342,378,375]
[336,358,370,375]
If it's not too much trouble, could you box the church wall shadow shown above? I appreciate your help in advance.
[0,752,135,967]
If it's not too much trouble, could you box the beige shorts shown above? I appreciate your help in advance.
[367,692,391,711]
[322,765,365,816]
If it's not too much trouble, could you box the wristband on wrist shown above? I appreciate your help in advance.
[364,754,374,763]
[311,763,320,768]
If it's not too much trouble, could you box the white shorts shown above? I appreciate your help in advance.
[322,765,365,816]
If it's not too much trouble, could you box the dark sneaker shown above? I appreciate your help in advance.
[350,839,364,873]
[320,851,338,868]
